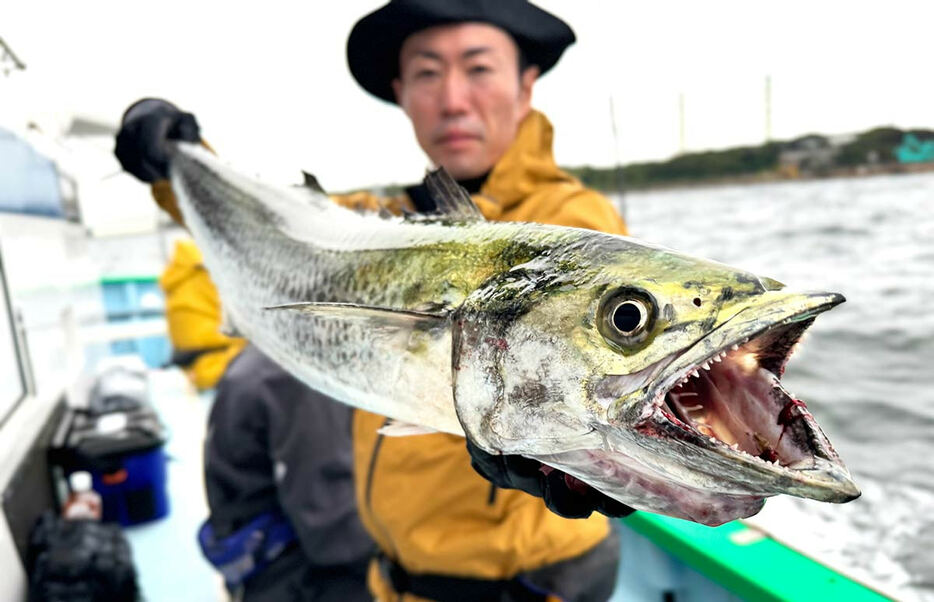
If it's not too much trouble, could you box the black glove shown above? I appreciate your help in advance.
[466,439,636,519]
[114,98,201,183]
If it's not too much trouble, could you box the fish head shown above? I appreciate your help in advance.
[452,238,859,525]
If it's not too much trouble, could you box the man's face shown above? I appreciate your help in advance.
[393,23,538,180]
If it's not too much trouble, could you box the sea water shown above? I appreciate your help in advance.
[618,172,934,601]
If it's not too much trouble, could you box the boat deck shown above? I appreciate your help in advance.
[124,369,224,601]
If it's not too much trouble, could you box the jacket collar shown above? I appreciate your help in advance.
[475,109,574,219]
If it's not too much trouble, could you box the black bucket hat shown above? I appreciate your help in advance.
[347,0,576,104]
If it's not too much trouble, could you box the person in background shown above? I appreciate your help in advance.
[200,343,374,602]
[158,238,245,391]
[115,1,636,600]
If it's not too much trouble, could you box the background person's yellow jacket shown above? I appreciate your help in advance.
[158,238,245,390]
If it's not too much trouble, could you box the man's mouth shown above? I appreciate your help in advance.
[436,130,481,148]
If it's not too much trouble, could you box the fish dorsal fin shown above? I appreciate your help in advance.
[265,301,448,329]
[423,168,485,221]
[300,171,326,194]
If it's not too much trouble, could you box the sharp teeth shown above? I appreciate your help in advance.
[730,443,739,450]
[702,361,711,370]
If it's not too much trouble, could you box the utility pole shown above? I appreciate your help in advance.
[678,93,686,154]
[765,75,772,142]
[0,37,27,77]
[608,95,626,220]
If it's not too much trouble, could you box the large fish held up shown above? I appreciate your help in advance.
[169,143,859,526]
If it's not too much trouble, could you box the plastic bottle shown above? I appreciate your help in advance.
[63,471,102,521]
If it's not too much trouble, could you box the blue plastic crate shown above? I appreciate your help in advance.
[100,279,170,368]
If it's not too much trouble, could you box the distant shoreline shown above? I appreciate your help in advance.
[601,161,934,194]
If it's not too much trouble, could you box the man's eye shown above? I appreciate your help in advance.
[468,65,492,75]
[414,69,439,80]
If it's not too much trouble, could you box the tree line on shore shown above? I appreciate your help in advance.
[565,126,934,191]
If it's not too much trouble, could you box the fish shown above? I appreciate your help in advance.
[168,142,859,526]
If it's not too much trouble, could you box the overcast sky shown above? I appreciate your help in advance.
[4,1,934,190]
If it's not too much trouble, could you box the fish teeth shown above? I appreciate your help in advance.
[731,344,739,351]
[702,361,711,370]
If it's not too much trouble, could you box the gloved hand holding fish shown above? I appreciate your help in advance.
[166,140,860,527]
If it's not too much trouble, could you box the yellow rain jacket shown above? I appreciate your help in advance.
[351,111,627,601]
[158,239,246,390]
[148,110,628,600]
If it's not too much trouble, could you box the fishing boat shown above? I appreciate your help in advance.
[0,122,895,602]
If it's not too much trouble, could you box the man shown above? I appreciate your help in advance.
[115,2,634,601]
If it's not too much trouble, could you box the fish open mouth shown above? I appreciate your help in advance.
[659,319,816,468]
[640,290,858,503]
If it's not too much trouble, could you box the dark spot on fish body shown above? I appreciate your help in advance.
[493,240,541,269]
[663,303,676,321]
[716,287,735,303]
[579,314,594,330]
[509,381,551,409]
[451,320,464,370]
[682,281,712,295]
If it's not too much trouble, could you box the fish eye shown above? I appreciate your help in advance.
[598,288,656,349]
[612,300,647,334]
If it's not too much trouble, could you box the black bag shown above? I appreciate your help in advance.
[26,511,139,602]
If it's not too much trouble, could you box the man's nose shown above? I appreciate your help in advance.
[440,71,470,116]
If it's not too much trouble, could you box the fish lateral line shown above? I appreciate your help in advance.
[264,301,449,329]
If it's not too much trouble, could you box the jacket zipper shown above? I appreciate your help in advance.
[365,418,399,560]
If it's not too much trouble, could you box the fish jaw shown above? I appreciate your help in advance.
[605,289,860,506]
[528,446,766,526]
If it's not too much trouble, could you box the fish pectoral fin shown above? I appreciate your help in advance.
[377,419,439,437]
[421,168,486,221]
[264,302,448,329]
